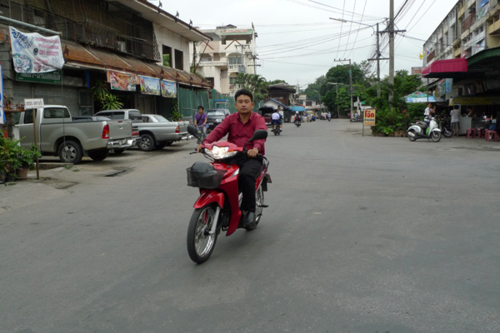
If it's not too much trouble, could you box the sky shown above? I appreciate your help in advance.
[149,0,457,88]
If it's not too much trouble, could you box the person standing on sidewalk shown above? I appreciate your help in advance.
[450,105,461,137]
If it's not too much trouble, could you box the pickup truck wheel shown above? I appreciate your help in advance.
[88,150,109,161]
[58,141,83,164]
[138,134,155,151]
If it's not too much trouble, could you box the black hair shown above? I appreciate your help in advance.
[235,89,253,102]
[198,105,204,110]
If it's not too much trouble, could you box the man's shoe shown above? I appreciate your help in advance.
[244,211,256,230]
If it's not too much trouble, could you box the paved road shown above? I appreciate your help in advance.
[1,120,499,333]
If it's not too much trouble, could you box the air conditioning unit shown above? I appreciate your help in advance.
[117,41,126,52]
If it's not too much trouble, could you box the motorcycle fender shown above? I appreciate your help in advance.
[193,191,225,209]
[408,125,421,132]
[431,128,442,132]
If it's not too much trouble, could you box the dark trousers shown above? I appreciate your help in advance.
[233,158,262,212]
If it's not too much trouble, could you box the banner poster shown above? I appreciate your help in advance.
[139,76,160,96]
[108,71,137,91]
[161,80,177,98]
[363,108,376,127]
[9,26,64,73]
[0,65,4,125]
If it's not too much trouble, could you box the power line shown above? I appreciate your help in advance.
[346,0,368,59]
[342,0,358,59]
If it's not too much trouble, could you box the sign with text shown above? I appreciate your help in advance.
[139,76,160,96]
[16,70,62,84]
[9,26,64,74]
[161,80,177,98]
[24,98,44,110]
[363,108,376,127]
[108,71,137,91]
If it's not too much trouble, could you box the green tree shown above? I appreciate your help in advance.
[234,73,269,102]
[304,75,327,102]
[268,79,288,85]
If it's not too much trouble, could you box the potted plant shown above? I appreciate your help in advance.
[15,144,40,180]
[0,133,40,180]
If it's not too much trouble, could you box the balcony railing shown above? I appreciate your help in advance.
[462,14,476,31]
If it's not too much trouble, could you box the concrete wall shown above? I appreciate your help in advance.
[154,23,191,71]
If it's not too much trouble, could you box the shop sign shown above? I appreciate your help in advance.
[108,71,137,91]
[452,96,500,105]
[161,80,177,98]
[411,67,423,76]
[0,65,4,125]
[363,108,376,127]
[9,26,64,74]
[139,76,160,96]
[24,98,44,110]
[16,70,62,84]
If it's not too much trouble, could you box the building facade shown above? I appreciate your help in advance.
[191,25,257,96]
[0,0,212,136]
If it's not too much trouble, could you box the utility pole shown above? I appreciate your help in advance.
[389,0,395,104]
[333,58,352,119]
[367,24,389,99]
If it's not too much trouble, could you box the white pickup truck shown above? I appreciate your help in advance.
[16,105,135,164]
[94,109,190,151]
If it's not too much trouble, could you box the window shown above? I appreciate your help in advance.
[43,108,70,119]
[153,115,169,122]
[24,110,37,124]
[229,57,243,65]
[163,45,172,67]
[129,110,142,120]
[230,77,238,85]
[111,112,125,120]
[175,49,184,70]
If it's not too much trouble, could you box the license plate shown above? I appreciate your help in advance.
[208,122,214,125]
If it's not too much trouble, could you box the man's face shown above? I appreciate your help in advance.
[198,108,203,114]
[235,94,254,115]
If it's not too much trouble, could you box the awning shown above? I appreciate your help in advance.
[468,47,500,70]
[422,58,468,79]
[290,106,306,112]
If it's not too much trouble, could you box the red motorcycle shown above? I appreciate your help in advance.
[186,126,271,264]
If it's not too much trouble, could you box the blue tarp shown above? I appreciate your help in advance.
[290,105,306,112]
[479,0,489,8]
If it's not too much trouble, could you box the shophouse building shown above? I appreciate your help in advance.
[0,0,212,136]
[191,25,258,97]
[422,0,500,134]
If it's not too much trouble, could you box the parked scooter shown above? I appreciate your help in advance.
[186,126,271,264]
[294,120,301,127]
[437,115,454,138]
[407,117,442,142]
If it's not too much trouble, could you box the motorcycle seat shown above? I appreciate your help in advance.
[416,121,428,129]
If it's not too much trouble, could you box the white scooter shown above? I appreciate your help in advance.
[407,117,442,142]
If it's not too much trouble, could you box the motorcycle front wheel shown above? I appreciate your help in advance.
[187,205,218,264]
[247,184,265,231]
[431,131,442,142]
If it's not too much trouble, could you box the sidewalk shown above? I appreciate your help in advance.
[0,141,195,215]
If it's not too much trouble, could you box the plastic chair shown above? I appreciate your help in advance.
[466,128,477,138]
[485,130,498,142]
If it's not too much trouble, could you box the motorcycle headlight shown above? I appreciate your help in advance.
[207,146,237,159]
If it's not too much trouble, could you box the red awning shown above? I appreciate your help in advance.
[422,58,468,78]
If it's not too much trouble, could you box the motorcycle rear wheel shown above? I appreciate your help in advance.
[187,205,218,264]
[407,129,417,142]
[431,131,442,142]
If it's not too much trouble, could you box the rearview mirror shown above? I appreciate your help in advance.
[248,129,268,142]
[187,125,201,139]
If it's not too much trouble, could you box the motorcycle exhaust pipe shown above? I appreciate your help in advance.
[407,131,415,138]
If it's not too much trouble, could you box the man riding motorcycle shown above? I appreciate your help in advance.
[197,89,267,229]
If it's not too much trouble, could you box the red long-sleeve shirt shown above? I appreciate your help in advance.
[203,112,268,155]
